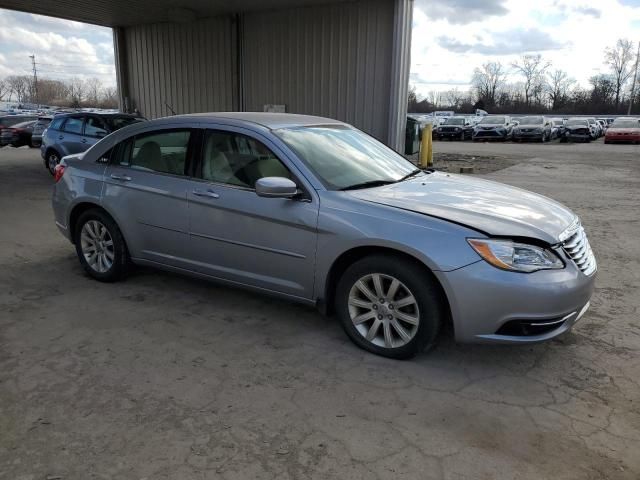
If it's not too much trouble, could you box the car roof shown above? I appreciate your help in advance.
[169,112,346,130]
[52,112,139,119]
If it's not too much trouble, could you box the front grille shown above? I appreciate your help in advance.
[561,224,597,276]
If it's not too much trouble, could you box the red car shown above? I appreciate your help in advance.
[604,118,640,144]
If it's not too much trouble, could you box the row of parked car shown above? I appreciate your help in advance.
[0,112,144,174]
[432,115,640,143]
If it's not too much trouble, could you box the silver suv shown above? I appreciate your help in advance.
[52,113,596,358]
[41,112,143,174]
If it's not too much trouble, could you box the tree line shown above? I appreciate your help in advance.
[409,38,640,116]
[0,75,118,109]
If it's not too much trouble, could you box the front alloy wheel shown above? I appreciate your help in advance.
[336,255,443,359]
[348,273,419,349]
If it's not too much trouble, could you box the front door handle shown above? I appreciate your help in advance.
[81,138,88,143]
[110,174,132,182]
[193,189,220,199]
[58,135,64,140]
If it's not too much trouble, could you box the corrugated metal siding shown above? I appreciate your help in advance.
[242,0,395,142]
[123,16,238,118]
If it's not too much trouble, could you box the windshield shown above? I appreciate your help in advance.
[566,119,587,126]
[519,116,544,125]
[444,118,465,125]
[611,119,640,128]
[276,126,417,190]
[478,116,505,125]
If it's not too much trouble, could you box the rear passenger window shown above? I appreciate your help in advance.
[63,117,84,134]
[125,130,191,176]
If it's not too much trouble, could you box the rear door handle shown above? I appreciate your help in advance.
[193,189,220,199]
[81,138,88,143]
[58,135,64,140]
[110,174,132,182]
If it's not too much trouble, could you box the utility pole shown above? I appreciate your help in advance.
[628,41,640,116]
[29,54,38,105]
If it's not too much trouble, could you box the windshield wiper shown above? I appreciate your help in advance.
[397,168,424,182]
[340,180,396,191]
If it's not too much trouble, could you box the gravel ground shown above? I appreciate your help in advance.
[1,141,639,480]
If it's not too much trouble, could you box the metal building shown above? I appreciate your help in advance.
[0,0,413,150]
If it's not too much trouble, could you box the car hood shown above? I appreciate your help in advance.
[566,124,589,130]
[348,172,576,244]
[476,124,505,129]
[517,124,544,128]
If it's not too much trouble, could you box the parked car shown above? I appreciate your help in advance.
[511,116,552,142]
[0,120,37,147]
[562,118,592,142]
[52,113,596,359]
[596,119,608,135]
[604,117,640,144]
[435,116,473,140]
[472,115,514,141]
[0,114,38,138]
[550,118,565,139]
[41,112,145,174]
[30,116,52,148]
[586,117,600,139]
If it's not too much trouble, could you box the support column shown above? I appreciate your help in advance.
[387,0,413,151]
[113,27,130,113]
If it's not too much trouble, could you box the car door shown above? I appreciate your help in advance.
[102,127,198,267]
[186,127,319,299]
[58,115,87,155]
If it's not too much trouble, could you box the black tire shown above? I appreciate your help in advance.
[74,209,130,282]
[45,149,60,175]
[335,254,444,359]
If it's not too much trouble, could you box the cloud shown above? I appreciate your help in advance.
[415,0,509,25]
[0,9,115,87]
[437,28,566,55]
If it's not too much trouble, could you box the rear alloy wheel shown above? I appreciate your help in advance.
[336,255,443,359]
[75,209,130,282]
[46,151,59,175]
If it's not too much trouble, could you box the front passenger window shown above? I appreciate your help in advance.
[127,130,191,176]
[201,130,291,188]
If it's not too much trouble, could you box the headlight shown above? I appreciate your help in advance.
[454,127,460,132]
[467,239,564,273]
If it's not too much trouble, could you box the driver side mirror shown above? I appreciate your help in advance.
[255,177,299,199]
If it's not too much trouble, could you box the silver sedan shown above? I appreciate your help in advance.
[52,113,596,359]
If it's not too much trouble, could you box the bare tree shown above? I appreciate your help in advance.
[6,75,33,103]
[546,69,575,110]
[67,77,86,107]
[471,61,506,107]
[427,90,442,108]
[512,54,550,106]
[604,38,635,108]
[100,86,119,109]
[443,88,464,109]
[0,78,9,101]
[85,77,103,106]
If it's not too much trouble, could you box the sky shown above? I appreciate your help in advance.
[1,1,640,97]
[0,9,116,87]
[411,0,640,97]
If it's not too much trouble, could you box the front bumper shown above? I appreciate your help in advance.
[473,130,507,139]
[435,255,596,344]
[437,130,465,139]
[606,134,640,143]
[513,131,544,140]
